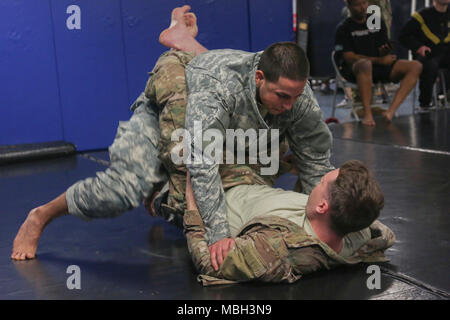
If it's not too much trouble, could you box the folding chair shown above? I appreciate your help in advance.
[433,69,449,109]
[331,50,394,121]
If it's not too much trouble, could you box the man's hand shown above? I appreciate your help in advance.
[378,54,397,66]
[378,43,392,57]
[416,46,431,58]
[209,238,235,271]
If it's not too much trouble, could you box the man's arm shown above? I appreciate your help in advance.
[185,171,234,270]
[183,65,232,246]
[399,15,427,53]
[287,86,334,194]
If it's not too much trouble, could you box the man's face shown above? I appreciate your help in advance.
[435,0,450,5]
[306,169,340,216]
[348,0,368,21]
[255,71,306,115]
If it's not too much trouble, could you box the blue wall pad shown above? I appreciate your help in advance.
[50,0,131,151]
[248,0,293,52]
[185,0,251,51]
[0,0,63,145]
[1,0,294,151]
[121,0,186,103]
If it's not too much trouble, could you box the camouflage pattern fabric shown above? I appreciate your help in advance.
[66,93,168,219]
[183,209,396,286]
[144,51,310,241]
[144,51,287,217]
[184,49,334,244]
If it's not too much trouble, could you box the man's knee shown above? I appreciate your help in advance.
[353,59,372,75]
[409,60,423,76]
[420,58,440,76]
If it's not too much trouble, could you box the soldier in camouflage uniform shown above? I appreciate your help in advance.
[12,7,333,266]
[183,160,395,286]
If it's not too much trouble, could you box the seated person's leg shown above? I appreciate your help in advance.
[383,60,422,121]
[352,59,375,126]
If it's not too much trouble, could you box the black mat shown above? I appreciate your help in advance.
[330,109,450,154]
[1,111,449,299]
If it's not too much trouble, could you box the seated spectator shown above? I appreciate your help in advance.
[343,0,393,39]
[399,0,449,111]
[184,160,395,286]
[335,0,422,126]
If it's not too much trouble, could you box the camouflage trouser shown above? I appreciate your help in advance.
[66,93,168,219]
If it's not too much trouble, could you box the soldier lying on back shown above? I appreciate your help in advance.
[183,160,395,285]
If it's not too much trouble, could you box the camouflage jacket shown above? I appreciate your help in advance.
[183,209,396,286]
[184,49,334,244]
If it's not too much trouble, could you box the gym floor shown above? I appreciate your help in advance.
[1,94,449,300]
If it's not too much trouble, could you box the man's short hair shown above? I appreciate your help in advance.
[328,160,384,236]
[258,42,310,82]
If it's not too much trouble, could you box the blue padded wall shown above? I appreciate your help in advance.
[185,0,251,51]
[121,0,186,102]
[50,0,131,151]
[248,0,294,52]
[1,0,292,151]
[0,0,63,145]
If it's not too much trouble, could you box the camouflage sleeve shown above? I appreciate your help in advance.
[185,70,232,245]
[287,85,334,194]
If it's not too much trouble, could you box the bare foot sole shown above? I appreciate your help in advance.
[159,6,199,51]
[11,208,45,260]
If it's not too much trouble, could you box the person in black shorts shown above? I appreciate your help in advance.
[335,0,422,126]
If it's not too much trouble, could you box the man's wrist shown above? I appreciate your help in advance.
[206,224,232,246]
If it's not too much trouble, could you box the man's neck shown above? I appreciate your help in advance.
[350,15,367,24]
[434,2,448,13]
[309,219,344,254]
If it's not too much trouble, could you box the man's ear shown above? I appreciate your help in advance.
[255,70,265,86]
[316,199,330,215]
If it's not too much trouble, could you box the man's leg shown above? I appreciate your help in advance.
[384,60,422,121]
[12,93,167,260]
[352,59,375,126]
[417,56,440,109]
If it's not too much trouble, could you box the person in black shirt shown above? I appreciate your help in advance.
[399,0,450,110]
[335,0,422,126]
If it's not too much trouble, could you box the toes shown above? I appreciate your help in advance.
[25,252,35,260]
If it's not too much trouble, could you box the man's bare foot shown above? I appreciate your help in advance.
[383,110,394,122]
[11,207,46,260]
[159,6,207,55]
[362,115,376,126]
[184,12,198,38]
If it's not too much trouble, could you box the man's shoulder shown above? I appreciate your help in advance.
[416,6,435,18]
[188,49,259,71]
[336,17,353,33]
